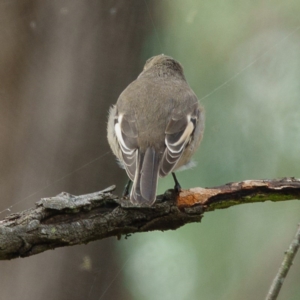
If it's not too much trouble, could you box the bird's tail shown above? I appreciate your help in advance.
[130,147,160,206]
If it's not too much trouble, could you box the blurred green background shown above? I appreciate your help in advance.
[119,1,300,299]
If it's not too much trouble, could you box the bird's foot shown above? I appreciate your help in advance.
[172,172,182,194]
[122,179,132,198]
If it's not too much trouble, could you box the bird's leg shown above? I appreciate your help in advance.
[172,172,182,194]
[122,179,132,198]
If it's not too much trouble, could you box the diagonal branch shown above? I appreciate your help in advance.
[0,178,300,260]
[265,223,300,300]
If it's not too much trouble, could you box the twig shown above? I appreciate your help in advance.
[265,223,300,300]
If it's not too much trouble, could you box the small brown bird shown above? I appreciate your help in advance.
[107,54,204,206]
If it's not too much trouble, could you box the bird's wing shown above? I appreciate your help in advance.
[159,102,200,177]
[114,109,138,181]
[114,107,160,206]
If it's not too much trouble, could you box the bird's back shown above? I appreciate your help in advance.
[117,76,198,152]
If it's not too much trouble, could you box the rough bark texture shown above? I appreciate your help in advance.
[1,177,299,260]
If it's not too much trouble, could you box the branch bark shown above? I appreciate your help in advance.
[265,223,300,300]
[1,177,300,260]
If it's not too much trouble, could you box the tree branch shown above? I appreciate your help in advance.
[265,223,300,300]
[0,178,300,260]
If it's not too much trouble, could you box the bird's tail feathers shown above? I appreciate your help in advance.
[130,147,160,206]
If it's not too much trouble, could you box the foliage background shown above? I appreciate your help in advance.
[123,1,300,299]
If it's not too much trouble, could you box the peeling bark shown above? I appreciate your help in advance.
[1,177,300,260]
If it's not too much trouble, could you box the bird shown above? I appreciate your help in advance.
[107,54,204,206]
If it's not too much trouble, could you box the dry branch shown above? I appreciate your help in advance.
[266,223,300,300]
[0,178,300,260]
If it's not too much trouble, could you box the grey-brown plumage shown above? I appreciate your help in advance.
[107,54,204,206]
